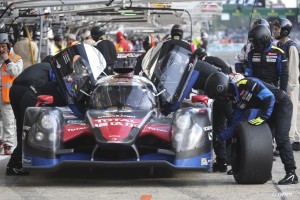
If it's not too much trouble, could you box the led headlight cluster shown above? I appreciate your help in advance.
[27,110,63,150]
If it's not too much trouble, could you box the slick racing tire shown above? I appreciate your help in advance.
[231,122,273,184]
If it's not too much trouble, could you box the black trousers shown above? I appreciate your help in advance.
[212,100,233,164]
[268,96,296,173]
[9,85,36,166]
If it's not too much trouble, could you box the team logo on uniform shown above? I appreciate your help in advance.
[217,85,224,92]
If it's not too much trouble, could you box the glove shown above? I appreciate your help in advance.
[248,117,265,126]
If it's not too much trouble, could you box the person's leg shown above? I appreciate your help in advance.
[274,97,298,184]
[290,85,300,151]
[0,89,16,155]
[7,89,36,175]
[212,100,232,172]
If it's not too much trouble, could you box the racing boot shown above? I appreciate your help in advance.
[6,161,29,176]
[212,158,227,172]
[278,171,298,185]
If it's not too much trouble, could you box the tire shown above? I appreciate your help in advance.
[231,122,273,184]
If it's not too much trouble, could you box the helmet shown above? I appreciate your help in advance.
[248,24,271,51]
[171,24,183,39]
[272,18,292,39]
[143,34,158,51]
[204,72,229,100]
[193,48,207,60]
[252,18,270,30]
[0,33,10,44]
[90,26,105,41]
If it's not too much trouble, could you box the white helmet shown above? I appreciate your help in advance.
[229,73,245,83]
[0,33,10,44]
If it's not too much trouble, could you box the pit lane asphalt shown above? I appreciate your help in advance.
[0,108,299,200]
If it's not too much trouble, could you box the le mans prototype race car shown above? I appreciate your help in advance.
[22,42,273,184]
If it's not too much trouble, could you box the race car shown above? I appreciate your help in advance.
[22,42,273,184]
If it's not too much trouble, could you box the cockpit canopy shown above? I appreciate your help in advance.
[90,75,157,111]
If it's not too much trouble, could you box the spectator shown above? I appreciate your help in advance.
[0,32,23,155]
[115,31,129,52]
[51,34,66,55]
[81,29,95,46]
[273,18,300,151]
[91,26,117,75]
[134,34,158,75]
[66,33,77,47]
[14,26,38,70]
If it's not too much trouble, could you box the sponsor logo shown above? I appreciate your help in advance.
[66,127,89,131]
[267,52,277,56]
[201,158,208,165]
[216,85,224,92]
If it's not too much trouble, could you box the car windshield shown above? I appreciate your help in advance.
[90,76,156,111]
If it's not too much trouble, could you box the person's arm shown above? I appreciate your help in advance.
[218,108,246,141]
[278,52,288,92]
[5,55,23,77]
[287,46,299,94]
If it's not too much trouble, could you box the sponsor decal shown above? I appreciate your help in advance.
[201,158,208,165]
[252,57,261,62]
[66,126,89,132]
[267,52,277,56]
[266,58,276,62]
[94,122,137,127]
[203,126,212,131]
[216,85,224,92]
[147,127,169,132]
[97,115,136,119]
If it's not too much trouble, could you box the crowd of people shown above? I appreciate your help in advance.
[0,19,299,186]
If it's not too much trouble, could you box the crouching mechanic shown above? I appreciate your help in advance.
[7,56,66,175]
[204,72,298,185]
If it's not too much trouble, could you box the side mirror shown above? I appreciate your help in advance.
[35,95,54,107]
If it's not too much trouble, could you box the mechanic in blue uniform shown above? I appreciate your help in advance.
[204,72,298,185]
[245,24,288,92]
[91,26,117,75]
[192,49,233,173]
[6,56,66,175]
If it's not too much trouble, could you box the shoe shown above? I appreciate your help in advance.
[273,150,280,157]
[292,142,300,151]
[6,164,29,176]
[227,169,234,175]
[278,171,298,185]
[212,162,227,172]
[3,144,12,155]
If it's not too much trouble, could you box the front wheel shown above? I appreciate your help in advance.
[231,122,273,184]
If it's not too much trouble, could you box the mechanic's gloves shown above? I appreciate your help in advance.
[248,116,265,126]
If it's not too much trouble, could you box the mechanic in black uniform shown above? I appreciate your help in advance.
[134,34,158,75]
[192,51,234,173]
[6,56,66,175]
[245,24,288,92]
[193,47,232,75]
[204,72,298,185]
[162,24,192,52]
[91,26,117,75]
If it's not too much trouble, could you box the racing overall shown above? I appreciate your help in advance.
[219,78,296,173]
[245,43,288,92]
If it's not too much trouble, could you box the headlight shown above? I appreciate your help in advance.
[175,114,191,130]
[40,115,56,129]
[35,132,44,141]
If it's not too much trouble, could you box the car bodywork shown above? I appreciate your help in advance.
[22,42,213,171]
